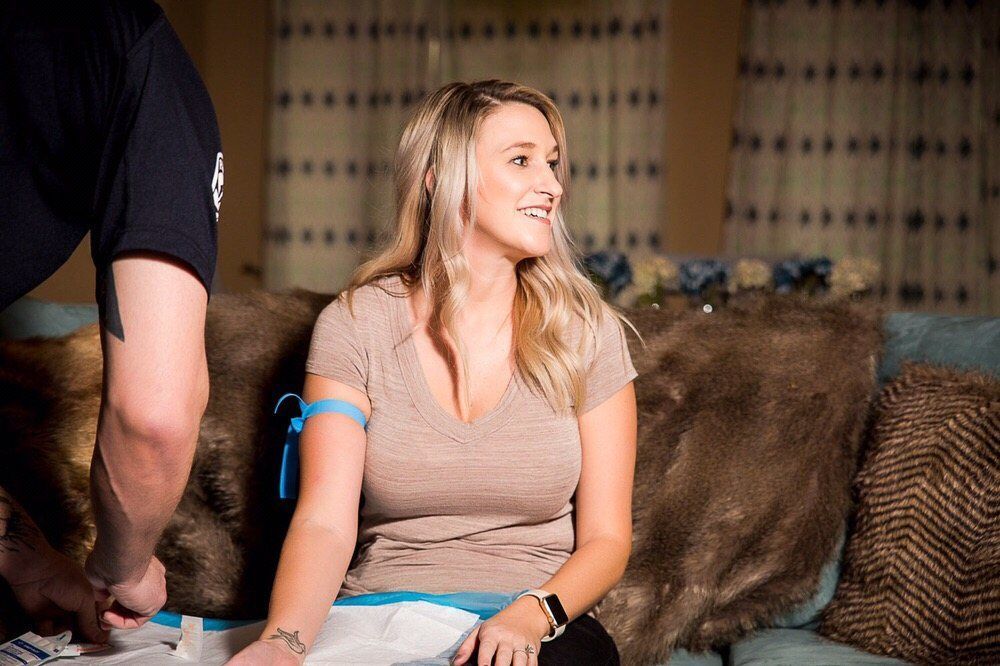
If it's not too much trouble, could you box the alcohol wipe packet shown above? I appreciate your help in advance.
[0,631,72,665]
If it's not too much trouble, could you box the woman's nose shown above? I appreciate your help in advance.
[537,165,563,199]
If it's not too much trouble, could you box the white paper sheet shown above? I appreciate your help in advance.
[61,601,480,665]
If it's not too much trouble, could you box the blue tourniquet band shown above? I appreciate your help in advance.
[150,591,515,630]
[150,610,257,631]
[275,392,367,499]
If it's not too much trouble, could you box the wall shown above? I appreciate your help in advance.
[665,0,744,257]
[25,0,741,302]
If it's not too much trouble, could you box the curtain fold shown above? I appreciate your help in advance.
[725,0,999,314]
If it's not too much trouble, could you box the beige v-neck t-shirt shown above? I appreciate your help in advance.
[305,275,637,597]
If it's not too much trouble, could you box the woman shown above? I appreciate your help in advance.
[230,80,637,665]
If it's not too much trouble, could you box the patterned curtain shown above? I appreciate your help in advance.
[725,0,999,315]
[265,0,669,292]
[266,1,438,291]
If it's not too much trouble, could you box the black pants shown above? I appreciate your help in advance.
[471,614,620,665]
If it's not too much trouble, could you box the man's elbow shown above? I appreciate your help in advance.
[102,373,208,466]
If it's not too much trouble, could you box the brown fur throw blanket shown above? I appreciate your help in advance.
[0,291,882,664]
[598,296,883,664]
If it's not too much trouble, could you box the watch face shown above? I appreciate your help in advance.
[544,594,569,627]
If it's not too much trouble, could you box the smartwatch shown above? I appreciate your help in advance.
[516,589,569,641]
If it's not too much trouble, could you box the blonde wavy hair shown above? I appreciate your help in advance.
[344,79,636,415]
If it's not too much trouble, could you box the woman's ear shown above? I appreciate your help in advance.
[424,167,435,196]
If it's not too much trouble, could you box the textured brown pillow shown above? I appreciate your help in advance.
[598,295,883,664]
[819,362,1000,665]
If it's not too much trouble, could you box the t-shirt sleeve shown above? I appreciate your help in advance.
[306,297,369,393]
[90,12,221,295]
[580,312,638,415]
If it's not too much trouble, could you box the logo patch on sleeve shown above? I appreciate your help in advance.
[212,152,224,222]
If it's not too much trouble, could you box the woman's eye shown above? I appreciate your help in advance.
[548,160,559,171]
[512,155,528,166]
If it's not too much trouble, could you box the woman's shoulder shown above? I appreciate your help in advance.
[567,301,623,339]
[315,274,405,334]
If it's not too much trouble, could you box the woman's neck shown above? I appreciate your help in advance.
[411,267,517,335]
[466,249,519,312]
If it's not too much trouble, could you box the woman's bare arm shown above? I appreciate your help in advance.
[229,373,370,664]
[520,382,637,621]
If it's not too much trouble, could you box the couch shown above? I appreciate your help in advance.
[664,310,1000,666]
[2,297,998,665]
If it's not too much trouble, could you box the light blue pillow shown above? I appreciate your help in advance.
[769,530,845,629]
[880,312,1000,381]
[659,648,724,665]
[731,628,909,665]
[0,297,99,340]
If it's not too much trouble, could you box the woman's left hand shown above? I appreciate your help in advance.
[451,596,551,666]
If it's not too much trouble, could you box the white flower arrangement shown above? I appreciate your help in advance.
[830,257,881,296]
[595,252,881,309]
[614,256,680,307]
[732,258,772,291]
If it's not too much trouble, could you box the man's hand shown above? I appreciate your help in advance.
[8,546,107,642]
[85,553,166,630]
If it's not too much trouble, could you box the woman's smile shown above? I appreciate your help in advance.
[517,206,552,225]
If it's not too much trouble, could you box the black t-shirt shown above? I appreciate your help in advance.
[0,0,222,310]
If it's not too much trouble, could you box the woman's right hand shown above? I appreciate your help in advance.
[226,639,303,666]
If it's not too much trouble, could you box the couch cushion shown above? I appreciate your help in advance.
[880,312,1000,381]
[731,629,909,665]
[659,648,724,666]
[819,363,1000,664]
[775,312,1000,634]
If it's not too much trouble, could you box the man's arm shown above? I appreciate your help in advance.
[0,489,43,565]
[0,487,105,641]
[84,253,209,628]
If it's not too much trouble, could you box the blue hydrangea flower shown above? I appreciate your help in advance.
[805,257,833,283]
[679,259,730,296]
[773,257,832,293]
[583,251,633,297]
[773,259,803,294]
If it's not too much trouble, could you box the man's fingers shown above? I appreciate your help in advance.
[39,573,108,642]
[76,598,108,643]
[100,603,153,630]
[98,607,130,630]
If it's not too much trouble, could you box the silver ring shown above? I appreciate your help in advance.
[525,644,536,655]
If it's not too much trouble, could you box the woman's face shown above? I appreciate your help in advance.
[467,102,563,263]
